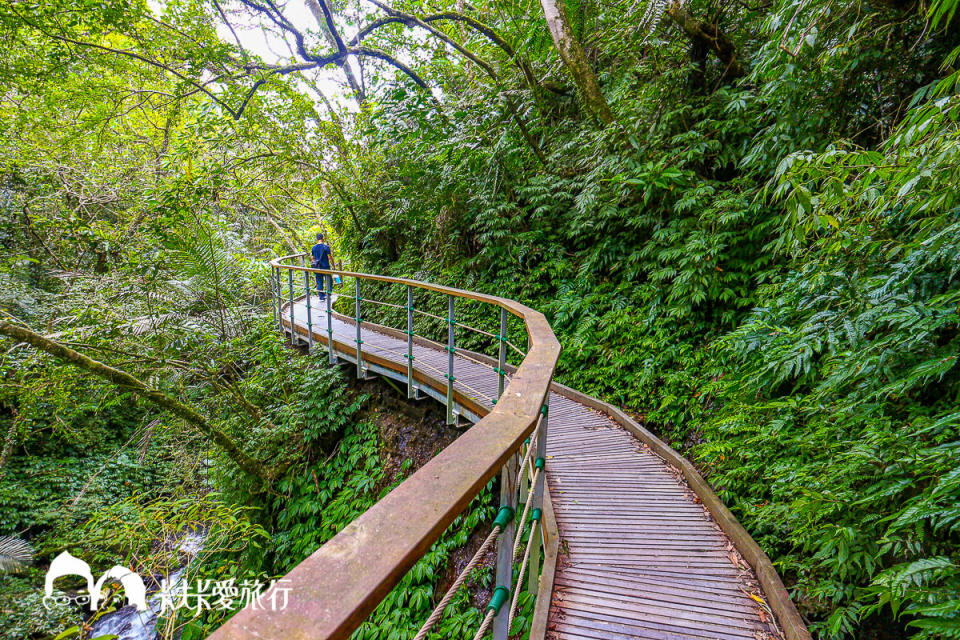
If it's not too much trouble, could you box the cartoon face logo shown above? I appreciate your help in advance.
[44,551,148,611]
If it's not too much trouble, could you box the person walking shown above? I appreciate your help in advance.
[311,233,334,301]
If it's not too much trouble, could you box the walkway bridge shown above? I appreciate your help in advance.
[211,255,810,640]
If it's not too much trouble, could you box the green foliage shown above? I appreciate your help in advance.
[0,578,81,639]
[697,70,960,637]
[3,0,960,637]
[324,0,960,637]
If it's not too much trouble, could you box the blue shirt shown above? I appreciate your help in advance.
[311,243,331,269]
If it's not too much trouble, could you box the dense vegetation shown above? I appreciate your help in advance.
[1,0,959,638]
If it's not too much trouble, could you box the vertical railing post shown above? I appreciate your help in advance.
[355,278,363,378]
[446,295,455,425]
[270,265,277,326]
[275,267,283,331]
[519,442,530,506]
[326,274,336,365]
[406,285,415,398]
[528,398,549,596]
[497,308,508,400]
[287,267,295,344]
[493,454,518,640]
[304,268,313,351]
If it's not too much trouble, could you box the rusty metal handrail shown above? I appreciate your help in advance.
[211,253,561,640]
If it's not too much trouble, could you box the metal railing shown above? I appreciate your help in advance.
[214,254,561,640]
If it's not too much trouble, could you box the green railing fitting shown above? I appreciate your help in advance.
[492,506,515,529]
[486,587,510,614]
[535,457,545,470]
[530,508,543,522]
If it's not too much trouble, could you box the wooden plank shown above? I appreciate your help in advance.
[554,571,760,607]
[552,611,754,640]
[554,589,761,637]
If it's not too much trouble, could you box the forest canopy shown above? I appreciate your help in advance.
[1,0,959,638]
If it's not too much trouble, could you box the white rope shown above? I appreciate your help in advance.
[362,298,407,310]
[512,468,542,559]
[508,526,536,630]
[504,339,526,357]
[413,525,502,640]
[412,307,447,322]
[515,417,542,485]
[454,320,499,340]
[471,609,495,640]
[409,357,494,404]
[454,349,502,376]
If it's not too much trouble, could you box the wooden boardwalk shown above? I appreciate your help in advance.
[283,298,780,640]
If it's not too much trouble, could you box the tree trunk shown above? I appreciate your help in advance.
[538,0,614,124]
[305,0,366,105]
[0,321,268,483]
[667,2,745,84]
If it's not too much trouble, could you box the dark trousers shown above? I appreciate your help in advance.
[315,272,328,299]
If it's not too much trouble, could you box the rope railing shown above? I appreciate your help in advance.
[454,320,499,340]
[411,306,448,323]
[409,433,546,639]
[412,525,502,640]
[509,509,540,630]
[238,253,560,640]
[514,467,543,559]
[472,608,496,640]
[361,297,408,311]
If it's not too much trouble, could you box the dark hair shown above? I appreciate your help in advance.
[316,233,324,241]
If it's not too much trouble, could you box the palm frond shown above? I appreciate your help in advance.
[0,536,34,573]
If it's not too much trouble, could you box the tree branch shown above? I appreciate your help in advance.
[354,2,548,164]
[353,8,540,92]
[10,6,249,118]
[305,0,365,104]
[667,1,746,82]
[538,0,615,124]
[0,321,269,483]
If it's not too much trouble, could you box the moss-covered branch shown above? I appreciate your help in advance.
[538,0,615,124]
[0,320,269,483]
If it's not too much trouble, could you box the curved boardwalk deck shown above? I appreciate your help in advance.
[283,298,780,640]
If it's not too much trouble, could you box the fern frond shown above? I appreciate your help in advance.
[0,536,33,573]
